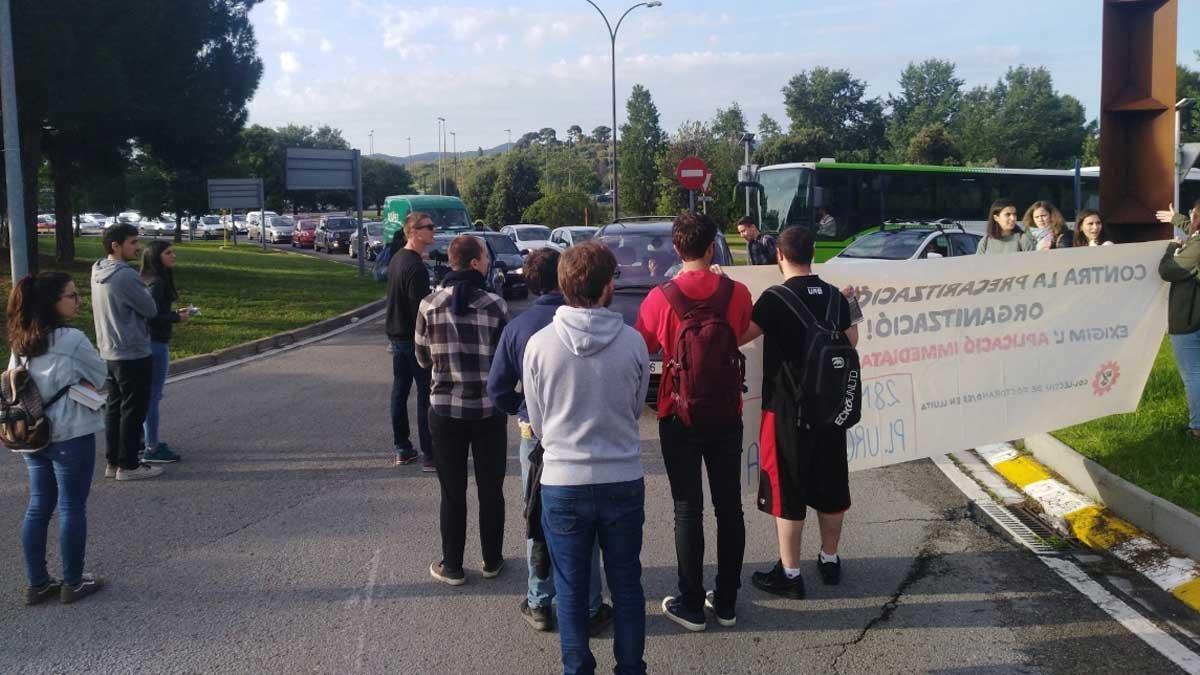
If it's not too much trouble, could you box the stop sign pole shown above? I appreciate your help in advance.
[676,156,709,214]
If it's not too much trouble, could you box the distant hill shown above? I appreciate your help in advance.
[369,143,509,167]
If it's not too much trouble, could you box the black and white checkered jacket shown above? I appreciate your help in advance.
[414,285,509,419]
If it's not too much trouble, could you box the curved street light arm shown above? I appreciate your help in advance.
[583,0,615,39]
[613,2,650,40]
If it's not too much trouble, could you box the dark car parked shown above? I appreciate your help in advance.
[315,216,356,253]
[426,232,528,300]
[594,218,735,406]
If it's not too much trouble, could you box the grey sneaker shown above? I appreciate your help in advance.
[25,578,61,606]
[116,464,164,481]
[60,574,103,604]
[430,561,466,586]
[521,600,554,632]
[104,464,118,479]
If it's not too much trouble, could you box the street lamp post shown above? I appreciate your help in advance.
[584,0,662,222]
[369,129,374,156]
[505,128,511,154]
[437,117,446,195]
[450,131,457,193]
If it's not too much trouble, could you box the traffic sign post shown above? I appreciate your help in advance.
[676,156,709,214]
[207,179,264,249]
[285,148,365,277]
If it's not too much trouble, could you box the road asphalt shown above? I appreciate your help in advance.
[0,308,1189,674]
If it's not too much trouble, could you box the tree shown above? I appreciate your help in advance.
[1081,120,1100,167]
[618,85,666,216]
[462,163,498,223]
[515,131,540,149]
[566,125,584,146]
[654,121,741,229]
[521,187,599,228]
[234,124,351,212]
[754,129,832,166]
[757,114,782,141]
[781,67,886,161]
[906,124,962,165]
[591,126,612,145]
[953,66,1086,168]
[712,102,747,142]
[537,128,559,146]
[362,158,413,215]
[1179,59,1200,143]
[886,59,963,162]
[486,151,541,226]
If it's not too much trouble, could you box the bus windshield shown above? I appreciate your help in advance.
[758,167,811,233]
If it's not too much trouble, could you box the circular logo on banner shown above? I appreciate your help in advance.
[1092,361,1121,397]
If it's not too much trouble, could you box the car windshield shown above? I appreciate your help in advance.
[298,221,316,231]
[232,215,245,222]
[267,217,287,227]
[324,218,355,230]
[571,230,595,242]
[481,234,519,254]
[367,223,382,236]
[429,208,470,232]
[202,216,221,224]
[514,227,551,241]
[599,232,683,288]
[839,230,930,260]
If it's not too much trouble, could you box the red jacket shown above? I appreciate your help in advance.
[634,269,752,418]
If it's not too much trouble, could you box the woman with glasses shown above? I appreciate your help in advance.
[6,272,109,605]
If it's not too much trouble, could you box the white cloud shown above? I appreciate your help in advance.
[523,25,546,49]
[320,37,333,53]
[274,0,289,28]
[279,51,300,74]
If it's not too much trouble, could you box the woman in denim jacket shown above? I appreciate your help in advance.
[6,272,107,605]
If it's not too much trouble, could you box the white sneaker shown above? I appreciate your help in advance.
[104,464,118,479]
[116,464,164,481]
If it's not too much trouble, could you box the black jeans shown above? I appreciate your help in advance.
[390,339,432,458]
[104,357,153,470]
[429,411,507,570]
[659,416,745,613]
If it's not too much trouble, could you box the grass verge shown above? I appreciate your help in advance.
[1054,337,1200,515]
[1,236,384,363]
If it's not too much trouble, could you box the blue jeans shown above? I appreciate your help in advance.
[1172,331,1200,429]
[390,339,431,458]
[542,479,646,675]
[142,341,170,448]
[519,431,603,613]
[22,435,96,587]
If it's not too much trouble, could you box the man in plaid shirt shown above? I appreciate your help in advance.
[416,234,509,586]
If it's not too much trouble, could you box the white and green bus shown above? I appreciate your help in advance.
[754,161,1200,261]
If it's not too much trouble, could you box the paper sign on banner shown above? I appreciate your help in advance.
[724,241,1170,493]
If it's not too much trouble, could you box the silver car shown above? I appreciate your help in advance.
[263,216,294,244]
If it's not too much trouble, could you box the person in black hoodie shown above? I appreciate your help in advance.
[386,211,436,470]
[140,240,190,464]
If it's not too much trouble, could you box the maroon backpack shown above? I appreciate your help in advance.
[661,276,745,429]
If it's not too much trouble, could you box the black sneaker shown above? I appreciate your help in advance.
[751,561,806,599]
[661,596,706,632]
[421,458,437,473]
[395,449,418,466]
[817,554,842,585]
[60,574,103,604]
[520,600,554,632]
[588,602,614,637]
[704,590,737,627]
[24,578,61,606]
[482,559,504,579]
[430,561,466,586]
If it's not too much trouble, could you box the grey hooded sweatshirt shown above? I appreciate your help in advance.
[91,258,157,360]
[523,305,650,486]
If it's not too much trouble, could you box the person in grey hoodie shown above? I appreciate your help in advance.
[523,241,651,675]
[91,224,162,481]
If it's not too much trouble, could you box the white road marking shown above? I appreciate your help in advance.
[352,548,382,673]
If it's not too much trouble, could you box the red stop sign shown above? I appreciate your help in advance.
[675,156,709,191]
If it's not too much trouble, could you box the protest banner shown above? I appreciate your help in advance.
[724,241,1169,491]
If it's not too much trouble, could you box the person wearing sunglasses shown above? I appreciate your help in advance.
[386,211,436,470]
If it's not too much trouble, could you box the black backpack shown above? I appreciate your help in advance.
[766,284,861,430]
[0,361,70,452]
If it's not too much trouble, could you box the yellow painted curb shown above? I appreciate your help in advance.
[1173,578,1200,612]
[1064,505,1140,550]
[992,456,1052,488]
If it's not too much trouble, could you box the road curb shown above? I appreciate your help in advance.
[970,442,1200,614]
[167,298,385,378]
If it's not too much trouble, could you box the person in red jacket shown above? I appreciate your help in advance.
[635,212,752,632]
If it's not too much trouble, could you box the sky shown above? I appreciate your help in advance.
[246,0,1200,159]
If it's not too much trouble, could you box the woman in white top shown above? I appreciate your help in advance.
[6,272,107,606]
[1073,209,1114,247]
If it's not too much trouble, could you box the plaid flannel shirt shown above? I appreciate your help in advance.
[414,285,509,419]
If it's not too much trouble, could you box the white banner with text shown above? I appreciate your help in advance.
[724,241,1169,488]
